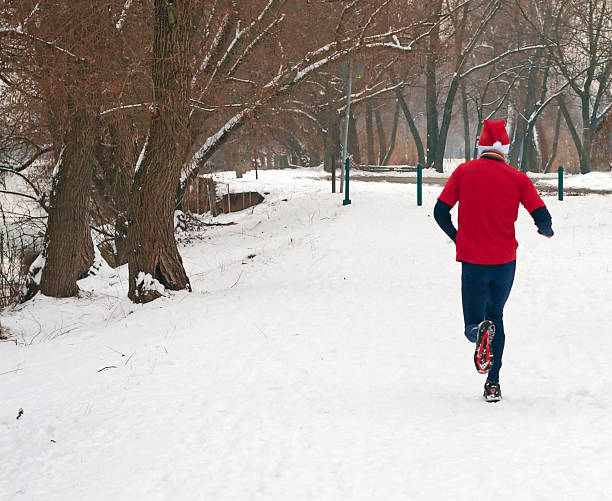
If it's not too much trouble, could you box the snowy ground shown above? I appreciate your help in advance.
[2,167,612,500]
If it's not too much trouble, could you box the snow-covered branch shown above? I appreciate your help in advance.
[115,0,133,31]
[594,101,612,129]
[359,0,394,45]
[278,108,319,126]
[188,106,256,176]
[100,103,149,118]
[0,146,52,172]
[460,45,545,79]
[192,11,231,89]
[344,82,406,110]
[0,28,87,63]
[17,2,41,31]
[228,14,286,78]
[0,167,48,211]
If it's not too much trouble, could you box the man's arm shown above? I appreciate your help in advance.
[434,200,457,242]
[519,173,554,238]
[531,206,554,237]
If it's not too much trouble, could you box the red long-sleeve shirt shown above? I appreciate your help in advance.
[437,157,546,265]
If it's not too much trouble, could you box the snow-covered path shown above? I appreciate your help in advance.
[2,169,612,499]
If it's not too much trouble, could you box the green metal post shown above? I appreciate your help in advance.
[417,163,423,206]
[558,166,564,201]
[343,158,351,206]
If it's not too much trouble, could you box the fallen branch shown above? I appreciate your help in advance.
[0,367,22,376]
[97,365,117,372]
[202,221,237,226]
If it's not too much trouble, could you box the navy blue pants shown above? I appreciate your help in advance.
[461,261,516,383]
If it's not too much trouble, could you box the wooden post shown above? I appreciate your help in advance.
[227,184,231,213]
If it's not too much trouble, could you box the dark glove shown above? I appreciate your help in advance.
[538,228,554,238]
[531,207,554,238]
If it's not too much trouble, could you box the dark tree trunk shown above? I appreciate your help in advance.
[39,108,97,297]
[461,82,471,162]
[509,48,544,171]
[93,117,139,267]
[523,129,539,173]
[127,0,195,303]
[110,120,138,266]
[580,92,593,174]
[559,96,583,171]
[287,135,311,167]
[543,107,562,173]
[347,112,361,165]
[433,78,460,173]
[322,108,341,173]
[381,101,400,166]
[395,88,425,167]
[375,107,386,165]
[425,0,442,168]
[365,101,375,165]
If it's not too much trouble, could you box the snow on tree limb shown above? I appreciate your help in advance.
[188,107,254,171]
[17,2,41,31]
[278,108,319,126]
[192,11,231,89]
[134,134,149,175]
[228,14,286,78]
[100,103,149,118]
[346,82,406,110]
[115,0,133,31]
[0,146,52,173]
[182,15,441,187]
[359,0,394,45]
[460,45,545,79]
[0,28,87,63]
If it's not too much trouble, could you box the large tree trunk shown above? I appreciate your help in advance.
[461,82,471,162]
[395,88,425,167]
[287,135,311,167]
[381,101,400,166]
[543,107,562,173]
[559,95,584,172]
[365,101,375,165]
[127,0,194,303]
[425,0,442,168]
[592,111,612,171]
[523,128,540,173]
[39,108,97,297]
[322,108,341,173]
[375,107,387,165]
[433,78,460,173]
[347,112,361,165]
[509,48,544,170]
[580,92,593,174]
[94,117,139,267]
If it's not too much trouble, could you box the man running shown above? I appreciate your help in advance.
[434,119,554,402]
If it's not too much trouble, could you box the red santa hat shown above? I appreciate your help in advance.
[478,119,510,157]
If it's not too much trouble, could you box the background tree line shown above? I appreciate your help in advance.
[0,0,610,307]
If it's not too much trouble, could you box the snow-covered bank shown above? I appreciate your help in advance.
[535,170,612,191]
[1,168,612,500]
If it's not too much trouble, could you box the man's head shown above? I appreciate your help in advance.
[478,119,510,160]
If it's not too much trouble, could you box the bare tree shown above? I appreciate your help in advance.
[518,0,612,173]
